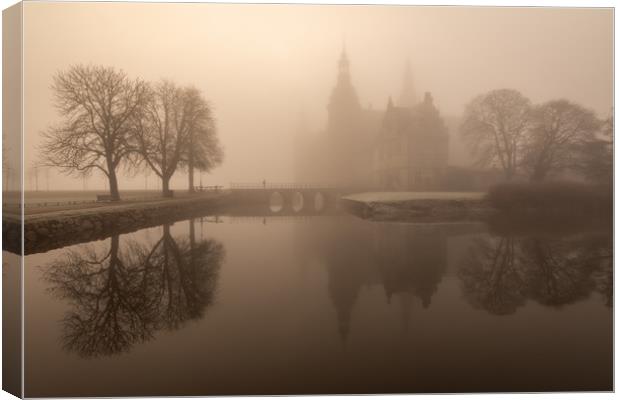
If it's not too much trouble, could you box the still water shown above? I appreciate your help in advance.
[22,209,612,396]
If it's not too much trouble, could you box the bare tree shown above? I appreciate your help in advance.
[522,100,600,182]
[460,89,531,180]
[573,113,612,184]
[39,65,149,201]
[133,80,198,197]
[178,87,223,192]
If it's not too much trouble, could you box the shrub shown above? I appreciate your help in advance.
[486,181,612,216]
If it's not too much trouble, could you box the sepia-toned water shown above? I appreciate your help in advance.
[18,206,612,396]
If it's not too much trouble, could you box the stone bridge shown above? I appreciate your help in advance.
[229,183,344,215]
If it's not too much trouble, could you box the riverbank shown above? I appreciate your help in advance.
[3,192,230,255]
[341,192,496,222]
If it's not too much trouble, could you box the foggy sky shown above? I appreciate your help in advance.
[22,3,612,191]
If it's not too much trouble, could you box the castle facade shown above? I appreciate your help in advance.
[297,50,449,191]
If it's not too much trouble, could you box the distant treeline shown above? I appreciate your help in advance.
[39,65,223,201]
[460,89,612,185]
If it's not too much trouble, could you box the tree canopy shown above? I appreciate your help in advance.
[40,65,149,200]
[523,100,600,182]
[40,65,223,199]
[460,89,531,180]
[461,89,610,184]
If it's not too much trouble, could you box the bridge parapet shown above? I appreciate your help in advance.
[230,182,340,191]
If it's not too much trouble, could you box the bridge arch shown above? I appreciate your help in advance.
[313,192,326,212]
[291,191,305,213]
[269,191,285,213]
[230,183,342,216]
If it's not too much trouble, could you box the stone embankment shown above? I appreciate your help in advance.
[341,192,496,222]
[3,193,229,255]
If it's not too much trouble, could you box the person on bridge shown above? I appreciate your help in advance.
[262,179,266,189]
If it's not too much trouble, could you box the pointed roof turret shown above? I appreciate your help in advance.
[327,47,361,134]
[337,46,351,85]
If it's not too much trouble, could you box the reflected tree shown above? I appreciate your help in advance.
[44,235,154,357]
[579,234,613,308]
[459,233,612,315]
[518,237,596,307]
[593,255,613,308]
[141,222,224,329]
[42,221,225,358]
[458,236,526,315]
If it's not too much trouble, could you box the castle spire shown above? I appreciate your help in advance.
[399,58,417,108]
[337,46,351,85]
[327,47,361,135]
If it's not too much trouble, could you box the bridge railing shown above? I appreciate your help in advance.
[194,185,224,192]
[230,182,339,190]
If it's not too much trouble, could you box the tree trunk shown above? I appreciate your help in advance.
[108,168,121,201]
[162,176,173,198]
[189,219,195,249]
[188,166,195,193]
[188,146,195,193]
[189,218,196,256]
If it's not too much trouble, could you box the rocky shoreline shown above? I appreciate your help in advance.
[3,194,229,255]
[340,196,497,222]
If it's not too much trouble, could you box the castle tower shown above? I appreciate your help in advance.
[327,262,362,344]
[325,47,366,187]
[337,48,351,85]
[327,47,362,135]
[398,59,417,108]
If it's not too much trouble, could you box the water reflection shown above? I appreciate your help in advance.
[300,221,449,340]
[459,233,612,315]
[26,214,612,395]
[42,219,225,358]
[2,251,22,397]
[296,219,611,340]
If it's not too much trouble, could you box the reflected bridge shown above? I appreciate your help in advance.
[229,183,343,215]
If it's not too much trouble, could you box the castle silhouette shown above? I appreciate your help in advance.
[296,48,449,190]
